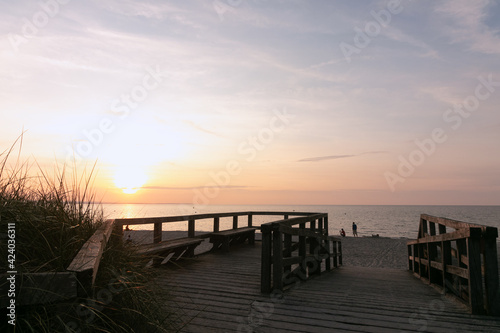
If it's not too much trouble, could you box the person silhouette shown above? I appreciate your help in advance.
[352,222,358,237]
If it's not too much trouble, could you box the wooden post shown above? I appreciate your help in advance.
[467,234,484,314]
[153,222,162,243]
[214,217,220,232]
[332,239,338,268]
[323,215,328,235]
[408,244,413,271]
[421,217,428,237]
[233,215,238,229]
[483,235,499,315]
[442,240,452,294]
[272,226,284,291]
[283,233,292,277]
[110,220,123,246]
[325,237,331,271]
[338,240,342,266]
[299,223,307,278]
[260,225,272,293]
[248,214,253,227]
[188,218,195,238]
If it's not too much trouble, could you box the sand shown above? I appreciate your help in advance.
[124,230,412,269]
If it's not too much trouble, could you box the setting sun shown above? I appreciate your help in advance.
[113,165,148,194]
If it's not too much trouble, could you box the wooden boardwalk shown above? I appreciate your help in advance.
[157,242,500,333]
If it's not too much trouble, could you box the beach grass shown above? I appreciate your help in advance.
[0,137,175,332]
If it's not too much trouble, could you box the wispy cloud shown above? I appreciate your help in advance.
[298,151,387,162]
[434,0,500,55]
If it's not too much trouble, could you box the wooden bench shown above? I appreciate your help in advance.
[135,238,203,266]
[209,227,257,252]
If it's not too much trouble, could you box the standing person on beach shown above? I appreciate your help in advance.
[352,222,358,237]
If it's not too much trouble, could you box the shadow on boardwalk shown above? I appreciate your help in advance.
[157,242,500,333]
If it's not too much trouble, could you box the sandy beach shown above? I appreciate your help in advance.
[125,230,411,269]
[125,230,500,273]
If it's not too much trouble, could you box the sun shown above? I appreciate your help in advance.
[113,165,148,194]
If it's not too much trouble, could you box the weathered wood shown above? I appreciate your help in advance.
[467,236,485,314]
[209,227,256,252]
[157,244,500,333]
[272,227,284,291]
[260,227,272,293]
[188,218,195,238]
[213,216,219,232]
[408,214,498,315]
[483,237,500,315]
[153,222,162,243]
[67,219,115,295]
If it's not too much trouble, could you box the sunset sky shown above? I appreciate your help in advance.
[1,0,499,205]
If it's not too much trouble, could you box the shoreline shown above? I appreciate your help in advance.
[124,231,499,272]
[124,230,412,269]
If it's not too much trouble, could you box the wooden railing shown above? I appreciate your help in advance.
[260,213,342,293]
[407,214,499,315]
[66,211,323,294]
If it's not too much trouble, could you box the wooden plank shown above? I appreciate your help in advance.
[155,244,500,333]
[136,238,203,255]
[67,219,114,294]
[445,265,469,279]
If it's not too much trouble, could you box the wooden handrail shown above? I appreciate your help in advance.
[408,214,499,315]
[260,213,342,293]
[67,219,116,296]
[113,211,319,244]
[66,211,322,294]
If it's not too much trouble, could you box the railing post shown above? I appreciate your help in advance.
[213,217,220,232]
[407,244,413,271]
[233,215,238,229]
[483,230,499,315]
[261,225,272,293]
[283,233,292,276]
[272,226,284,292]
[188,218,195,238]
[248,214,253,227]
[442,240,452,294]
[467,231,484,314]
[153,222,162,243]
[338,240,342,266]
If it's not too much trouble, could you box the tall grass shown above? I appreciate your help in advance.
[0,137,178,332]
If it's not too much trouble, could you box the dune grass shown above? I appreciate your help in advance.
[0,137,178,332]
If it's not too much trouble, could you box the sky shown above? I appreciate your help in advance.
[1,0,500,205]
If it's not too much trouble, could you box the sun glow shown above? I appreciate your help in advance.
[113,165,148,194]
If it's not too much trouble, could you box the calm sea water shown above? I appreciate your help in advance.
[102,204,500,239]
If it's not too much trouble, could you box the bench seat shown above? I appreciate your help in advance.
[209,227,257,252]
[136,238,203,265]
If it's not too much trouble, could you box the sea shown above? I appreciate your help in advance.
[102,204,500,240]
